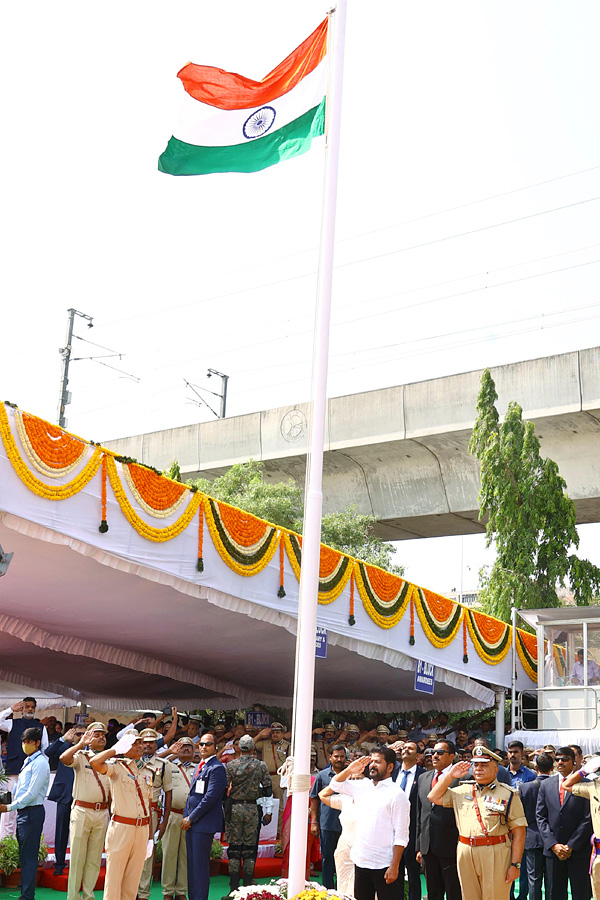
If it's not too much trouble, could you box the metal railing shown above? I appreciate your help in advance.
[516,686,599,731]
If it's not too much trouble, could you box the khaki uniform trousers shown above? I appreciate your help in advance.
[457,839,512,900]
[104,819,149,900]
[592,855,600,900]
[66,805,109,900]
[138,809,159,898]
[161,810,187,897]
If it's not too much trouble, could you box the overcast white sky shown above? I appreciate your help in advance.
[1,1,599,594]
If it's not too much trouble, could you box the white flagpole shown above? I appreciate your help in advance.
[287,1,347,896]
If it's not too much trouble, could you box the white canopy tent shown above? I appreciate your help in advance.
[0,403,533,714]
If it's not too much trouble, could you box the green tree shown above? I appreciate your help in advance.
[469,369,600,621]
[189,459,403,574]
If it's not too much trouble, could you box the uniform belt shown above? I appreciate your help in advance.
[74,800,109,811]
[459,834,507,847]
[171,808,185,815]
[112,814,150,827]
[151,802,160,811]
[231,799,257,804]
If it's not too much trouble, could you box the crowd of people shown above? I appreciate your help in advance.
[3,699,600,900]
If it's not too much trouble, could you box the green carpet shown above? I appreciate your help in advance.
[0,874,274,899]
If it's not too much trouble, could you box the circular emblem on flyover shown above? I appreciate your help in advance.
[243,106,276,139]
[281,409,307,443]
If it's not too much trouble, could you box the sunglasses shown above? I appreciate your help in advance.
[432,749,449,755]
[199,741,214,747]
[556,756,571,762]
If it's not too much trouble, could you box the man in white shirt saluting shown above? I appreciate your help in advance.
[330,748,409,900]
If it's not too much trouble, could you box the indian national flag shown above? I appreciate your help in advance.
[158,18,328,176]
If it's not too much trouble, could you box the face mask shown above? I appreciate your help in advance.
[22,743,37,756]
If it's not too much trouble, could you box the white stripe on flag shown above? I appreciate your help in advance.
[173,58,326,147]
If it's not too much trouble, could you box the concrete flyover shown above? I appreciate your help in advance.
[103,348,600,541]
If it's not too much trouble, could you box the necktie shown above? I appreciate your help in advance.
[194,760,205,781]
[400,769,409,792]
[432,771,439,787]
[559,781,565,805]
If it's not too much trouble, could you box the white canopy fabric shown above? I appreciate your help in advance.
[0,404,533,713]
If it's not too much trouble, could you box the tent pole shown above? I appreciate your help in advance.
[287,2,347,895]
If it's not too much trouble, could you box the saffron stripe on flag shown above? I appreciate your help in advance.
[179,18,327,110]
[158,99,325,176]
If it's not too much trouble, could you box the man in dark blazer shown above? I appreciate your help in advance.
[536,745,592,900]
[45,724,86,875]
[416,739,461,900]
[519,752,553,900]
[393,740,425,900]
[182,731,227,900]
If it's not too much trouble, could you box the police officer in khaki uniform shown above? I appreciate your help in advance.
[313,724,338,771]
[563,755,600,899]
[254,723,289,836]
[161,737,196,900]
[341,724,363,756]
[90,731,155,900]
[60,723,111,900]
[428,745,527,900]
[138,727,173,900]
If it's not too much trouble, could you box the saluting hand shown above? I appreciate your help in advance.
[449,761,471,779]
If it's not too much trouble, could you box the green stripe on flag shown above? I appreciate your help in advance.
[158,98,325,175]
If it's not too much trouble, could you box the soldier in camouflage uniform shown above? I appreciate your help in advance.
[223,735,273,898]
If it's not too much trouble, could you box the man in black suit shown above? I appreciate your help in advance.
[536,745,592,900]
[519,752,553,900]
[45,724,87,876]
[182,732,227,900]
[395,740,424,900]
[416,739,461,900]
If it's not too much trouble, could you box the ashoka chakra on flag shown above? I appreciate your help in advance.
[158,17,327,175]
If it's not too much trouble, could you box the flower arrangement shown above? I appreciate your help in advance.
[231,879,353,900]
[210,839,224,860]
[0,835,48,875]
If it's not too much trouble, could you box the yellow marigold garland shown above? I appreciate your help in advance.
[14,409,87,477]
[465,608,511,665]
[123,463,188,518]
[0,404,102,500]
[414,587,464,649]
[106,456,201,542]
[204,498,280,577]
[516,629,537,682]
[283,533,352,604]
[353,561,411,629]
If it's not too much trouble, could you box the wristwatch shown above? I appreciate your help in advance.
[511,862,521,869]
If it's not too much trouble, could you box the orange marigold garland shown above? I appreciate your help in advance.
[124,462,188,518]
[197,500,204,572]
[15,409,87,477]
[463,615,469,663]
[409,592,415,645]
[99,455,109,533]
[349,571,355,626]
[278,539,286,598]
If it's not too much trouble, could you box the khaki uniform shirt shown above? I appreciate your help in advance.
[255,739,289,775]
[442,779,527,837]
[66,749,111,804]
[143,753,173,805]
[105,759,154,818]
[572,779,600,834]
[168,760,195,811]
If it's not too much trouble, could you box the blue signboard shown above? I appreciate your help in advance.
[415,659,435,695]
[245,711,272,729]
[315,626,328,659]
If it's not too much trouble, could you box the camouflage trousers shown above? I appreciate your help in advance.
[225,802,260,887]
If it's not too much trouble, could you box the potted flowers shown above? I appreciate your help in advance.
[0,835,49,887]
[210,839,223,876]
